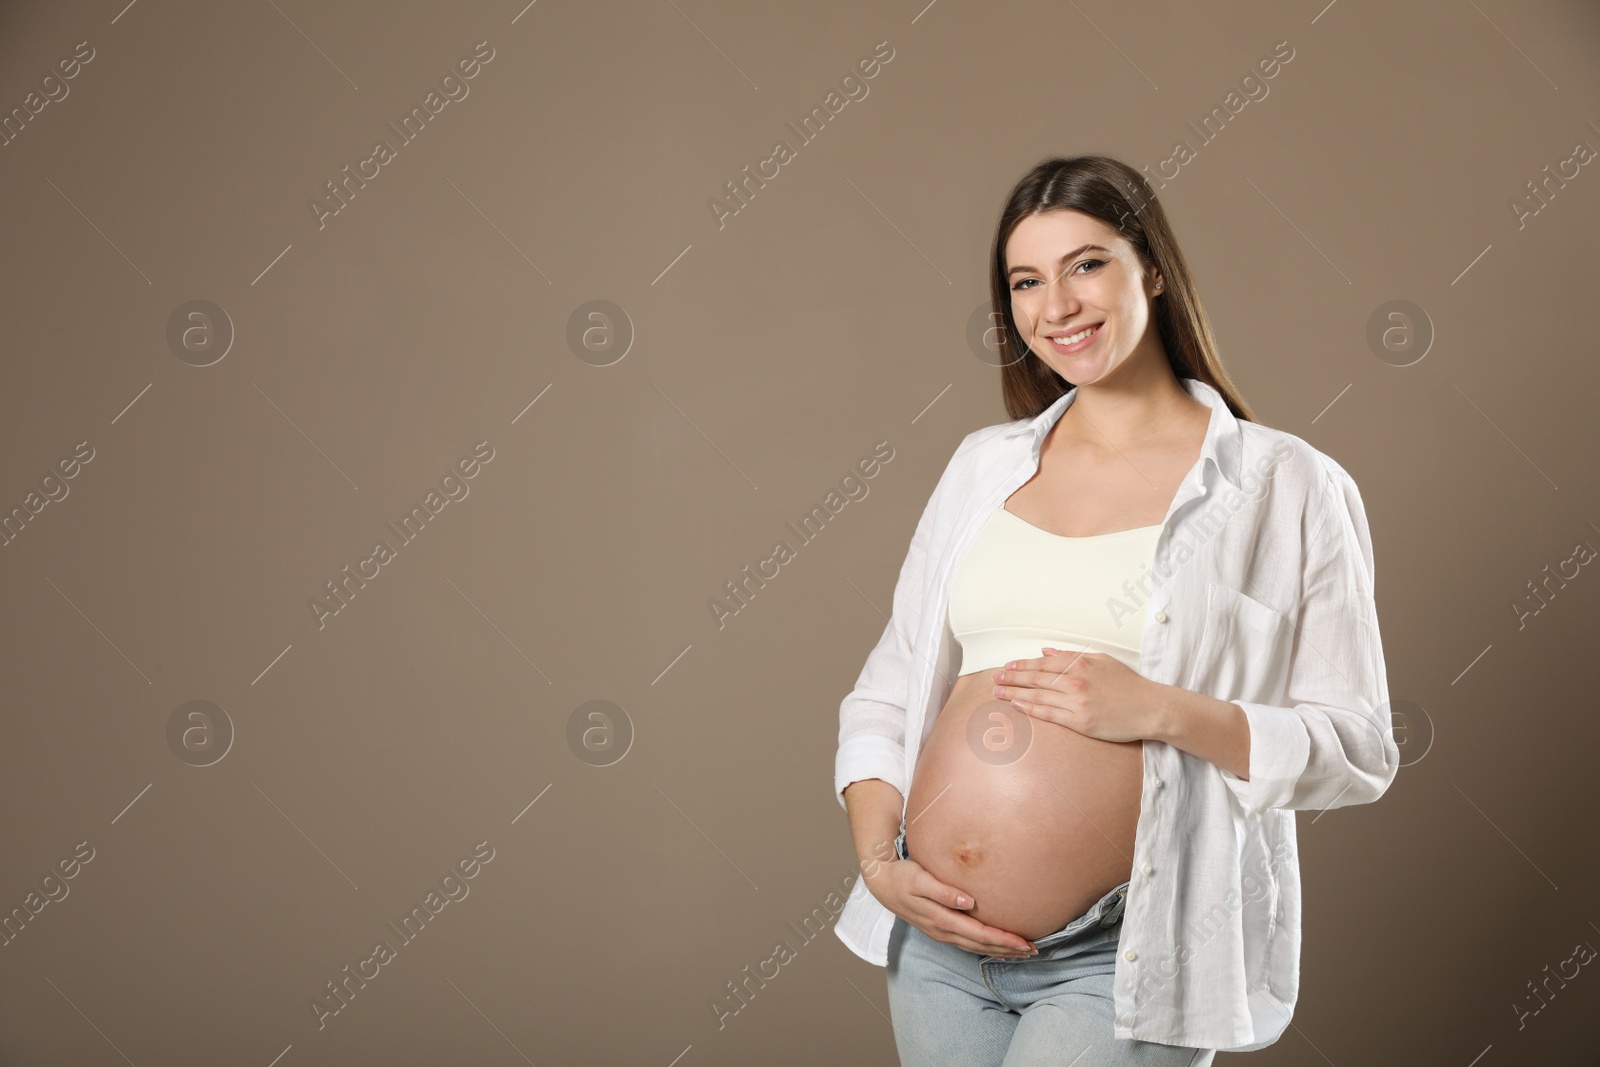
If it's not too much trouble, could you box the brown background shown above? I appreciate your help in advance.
[2,1,1597,1064]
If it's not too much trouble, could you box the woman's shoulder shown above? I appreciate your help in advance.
[1236,419,1358,491]
[958,419,1025,455]
[1235,420,1372,546]
[911,419,1026,511]
[938,418,1027,477]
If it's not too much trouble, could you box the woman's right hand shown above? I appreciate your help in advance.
[865,855,1037,959]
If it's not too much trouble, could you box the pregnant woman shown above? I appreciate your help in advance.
[834,155,1398,1064]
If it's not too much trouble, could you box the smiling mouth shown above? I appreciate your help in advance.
[1046,323,1101,350]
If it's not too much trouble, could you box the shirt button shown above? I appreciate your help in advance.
[1124,949,1138,962]
[1141,862,1153,876]
[1153,776,1163,788]
[1152,610,1168,624]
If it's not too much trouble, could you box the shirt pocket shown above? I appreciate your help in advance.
[1184,582,1294,702]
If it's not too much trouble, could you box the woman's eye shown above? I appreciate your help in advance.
[1010,260,1104,290]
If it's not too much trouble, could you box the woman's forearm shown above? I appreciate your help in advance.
[1149,683,1252,781]
[843,777,904,882]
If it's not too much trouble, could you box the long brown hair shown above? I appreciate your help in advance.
[988,155,1257,424]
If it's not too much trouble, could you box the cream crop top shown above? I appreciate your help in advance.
[947,505,1163,676]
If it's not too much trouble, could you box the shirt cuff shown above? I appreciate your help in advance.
[1220,701,1311,816]
[834,735,907,811]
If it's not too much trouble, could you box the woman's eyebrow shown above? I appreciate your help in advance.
[1007,244,1111,277]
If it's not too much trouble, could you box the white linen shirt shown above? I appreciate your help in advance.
[833,376,1398,1052]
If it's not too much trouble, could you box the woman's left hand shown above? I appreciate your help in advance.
[991,648,1163,744]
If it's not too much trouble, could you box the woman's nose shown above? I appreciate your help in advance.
[1041,278,1078,319]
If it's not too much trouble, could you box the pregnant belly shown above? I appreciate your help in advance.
[903,669,1144,941]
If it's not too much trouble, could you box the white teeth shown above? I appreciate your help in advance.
[1052,324,1098,345]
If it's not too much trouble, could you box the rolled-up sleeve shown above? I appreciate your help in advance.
[833,484,937,811]
[834,433,980,811]
[1222,462,1399,816]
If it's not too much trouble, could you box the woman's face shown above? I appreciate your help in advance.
[1004,209,1162,387]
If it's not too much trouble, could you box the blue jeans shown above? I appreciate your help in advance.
[885,819,1215,1066]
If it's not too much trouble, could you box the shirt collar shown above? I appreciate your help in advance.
[1000,376,1244,490]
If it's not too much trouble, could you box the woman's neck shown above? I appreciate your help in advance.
[1054,361,1202,452]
